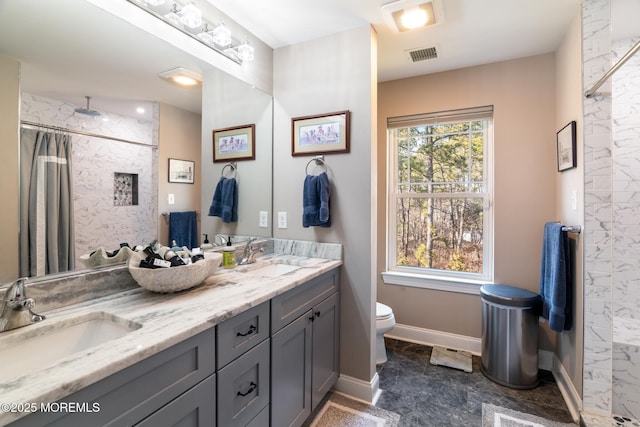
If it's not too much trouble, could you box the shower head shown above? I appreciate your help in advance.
[74,96,101,116]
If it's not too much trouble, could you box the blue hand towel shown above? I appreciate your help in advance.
[303,172,331,228]
[208,177,238,223]
[169,211,198,249]
[208,178,225,218]
[221,177,238,223]
[539,222,572,332]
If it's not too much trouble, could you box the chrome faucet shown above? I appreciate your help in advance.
[238,238,264,265]
[0,278,46,333]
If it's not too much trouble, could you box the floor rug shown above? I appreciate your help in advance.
[429,345,473,373]
[307,392,401,427]
[482,404,577,427]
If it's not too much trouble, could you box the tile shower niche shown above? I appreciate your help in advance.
[114,173,139,206]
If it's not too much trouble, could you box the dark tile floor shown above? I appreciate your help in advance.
[375,338,577,426]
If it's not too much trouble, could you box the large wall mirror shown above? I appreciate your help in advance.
[0,0,273,284]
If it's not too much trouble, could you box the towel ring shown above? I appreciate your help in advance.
[305,156,326,176]
[222,162,237,178]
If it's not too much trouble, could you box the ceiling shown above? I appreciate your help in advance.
[209,0,585,82]
[1,0,637,119]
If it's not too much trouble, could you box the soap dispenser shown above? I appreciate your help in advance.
[201,234,213,250]
[223,236,235,268]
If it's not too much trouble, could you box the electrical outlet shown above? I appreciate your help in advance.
[277,211,287,229]
[168,194,175,205]
[259,211,268,228]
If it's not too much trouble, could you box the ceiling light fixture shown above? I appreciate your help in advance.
[381,0,444,32]
[159,67,202,87]
[128,0,254,65]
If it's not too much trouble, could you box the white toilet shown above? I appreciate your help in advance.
[376,302,396,364]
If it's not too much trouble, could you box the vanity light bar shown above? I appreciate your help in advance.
[127,0,253,65]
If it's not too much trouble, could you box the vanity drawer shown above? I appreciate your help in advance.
[271,268,339,332]
[217,301,270,368]
[217,339,270,427]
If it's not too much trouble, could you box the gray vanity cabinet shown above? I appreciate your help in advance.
[271,269,340,427]
[9,328,217,427]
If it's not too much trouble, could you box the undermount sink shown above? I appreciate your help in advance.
[243,263,301,278]
[0,311,141,382]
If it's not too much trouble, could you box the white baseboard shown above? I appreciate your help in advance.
[385,323,482,355]
[334,372,380,405]
[550,354,582,423]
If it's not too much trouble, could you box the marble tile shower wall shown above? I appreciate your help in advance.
[612,37,640,321]
[21,94,158,268]
[582,0,614,417]
[611,36,640,420]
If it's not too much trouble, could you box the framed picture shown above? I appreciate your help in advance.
[556,121,577,172]
[292,110,350,156]
[213,124,255,162]
[168,158,194,184]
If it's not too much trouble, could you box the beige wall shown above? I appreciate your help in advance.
[273,26,377,385]
[377,54,557,342]
[554,10,584,396]
[158,102,202,246]
[0,56,20,283]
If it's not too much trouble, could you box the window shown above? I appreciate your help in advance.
[384,106,494,292]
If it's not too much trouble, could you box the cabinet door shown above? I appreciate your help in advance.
[217,339,270,427]
[311,292,340,410]
[135,374,216,427]
[271,311,312,427]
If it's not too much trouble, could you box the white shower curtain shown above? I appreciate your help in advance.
[19,128,75,277]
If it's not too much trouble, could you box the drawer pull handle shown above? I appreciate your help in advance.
[237,382,257,397]
[315,311,321,318]
[237,325,257,337]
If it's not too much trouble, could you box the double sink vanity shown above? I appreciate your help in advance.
[0,240,342,427]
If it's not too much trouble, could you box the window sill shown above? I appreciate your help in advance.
[381,271,487,295]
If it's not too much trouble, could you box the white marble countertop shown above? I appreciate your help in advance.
[0,253,342,425]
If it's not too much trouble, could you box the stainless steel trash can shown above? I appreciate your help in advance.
[480,284,541,389]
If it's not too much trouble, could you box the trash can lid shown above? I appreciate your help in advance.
[480,284,540,308]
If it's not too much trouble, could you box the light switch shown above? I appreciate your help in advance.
[168,194,175,205]
[259,211,268,228]
[278,212,287,229]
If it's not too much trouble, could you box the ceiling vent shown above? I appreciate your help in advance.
[408,46,438,62]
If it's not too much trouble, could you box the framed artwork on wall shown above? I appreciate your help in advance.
[556,121,577,172]
[291,110,350,156]
[213,124,256,162]
[168,158,194,184]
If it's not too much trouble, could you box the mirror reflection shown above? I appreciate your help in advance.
[0,0,273,284]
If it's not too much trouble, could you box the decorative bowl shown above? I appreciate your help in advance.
[127,251,223,293]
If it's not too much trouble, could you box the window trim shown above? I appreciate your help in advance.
[385,108,495,288]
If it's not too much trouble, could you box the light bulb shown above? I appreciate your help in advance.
[197,24,214,45]
[212,19,232,47]
[400,8,428,29]
[237,38,254,61]
[164,4,182,28]
[180,1,202,28]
